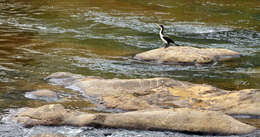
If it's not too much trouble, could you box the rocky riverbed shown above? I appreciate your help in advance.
[1,72,259,136]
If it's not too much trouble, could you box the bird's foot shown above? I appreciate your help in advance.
[164,44,169,48]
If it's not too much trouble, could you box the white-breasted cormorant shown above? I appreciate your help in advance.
[156,24,179,48]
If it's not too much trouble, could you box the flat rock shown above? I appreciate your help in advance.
[45,72,260,116]
[13,104,256,135]
[135,46,240,64]
[25,89,58,102]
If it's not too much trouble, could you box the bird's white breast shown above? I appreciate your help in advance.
[160,33,167,44]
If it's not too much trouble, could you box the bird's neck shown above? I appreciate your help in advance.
[160,27,164,35]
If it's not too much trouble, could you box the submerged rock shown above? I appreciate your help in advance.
[25,89,58,102]
[13,104,256,135]
[45,72,260,116]
[135,46,240,64]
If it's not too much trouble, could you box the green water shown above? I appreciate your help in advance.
[0,0,259,118]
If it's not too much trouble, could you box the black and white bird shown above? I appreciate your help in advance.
[156,24,179,48]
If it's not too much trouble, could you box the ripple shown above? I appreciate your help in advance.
[72,56,205,78]
[3,7,259,54]
[0,65,15,72]
[83,11,157,33]
[168,22,232,34]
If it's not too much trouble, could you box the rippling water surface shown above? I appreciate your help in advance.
[0,0,260,132]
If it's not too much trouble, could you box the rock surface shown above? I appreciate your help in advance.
[45,72,260,115]
[13,104,256,135]
[25,89,58,102]
[135,46,240,64]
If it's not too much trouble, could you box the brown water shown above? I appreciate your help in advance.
[0,0,260,130]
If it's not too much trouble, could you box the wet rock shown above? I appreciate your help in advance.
[45,72,260,116]
[44,72,101,88]
[31,133,66,137]
[134,46,240,64]
[13,104,256,135]
[102,108,256,135]
[14,104,96,127]
[44,72,99,85]
[25,89,58,102]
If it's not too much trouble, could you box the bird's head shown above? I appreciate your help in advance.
[156,24,164,29]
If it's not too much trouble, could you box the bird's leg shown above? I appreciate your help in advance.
[164,43,169,48]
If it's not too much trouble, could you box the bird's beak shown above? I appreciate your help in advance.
[155,23,160,28]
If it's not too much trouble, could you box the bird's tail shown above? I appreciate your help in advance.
[170,41,180,46]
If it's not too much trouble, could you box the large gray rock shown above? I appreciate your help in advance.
[135,46,240,64]
[45,72,260,116]
[13,104,256,135]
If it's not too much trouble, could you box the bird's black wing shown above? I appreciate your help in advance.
[163,35,179,46]
[163,36,174,43]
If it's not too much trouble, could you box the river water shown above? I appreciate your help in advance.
[0,0,259,136]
